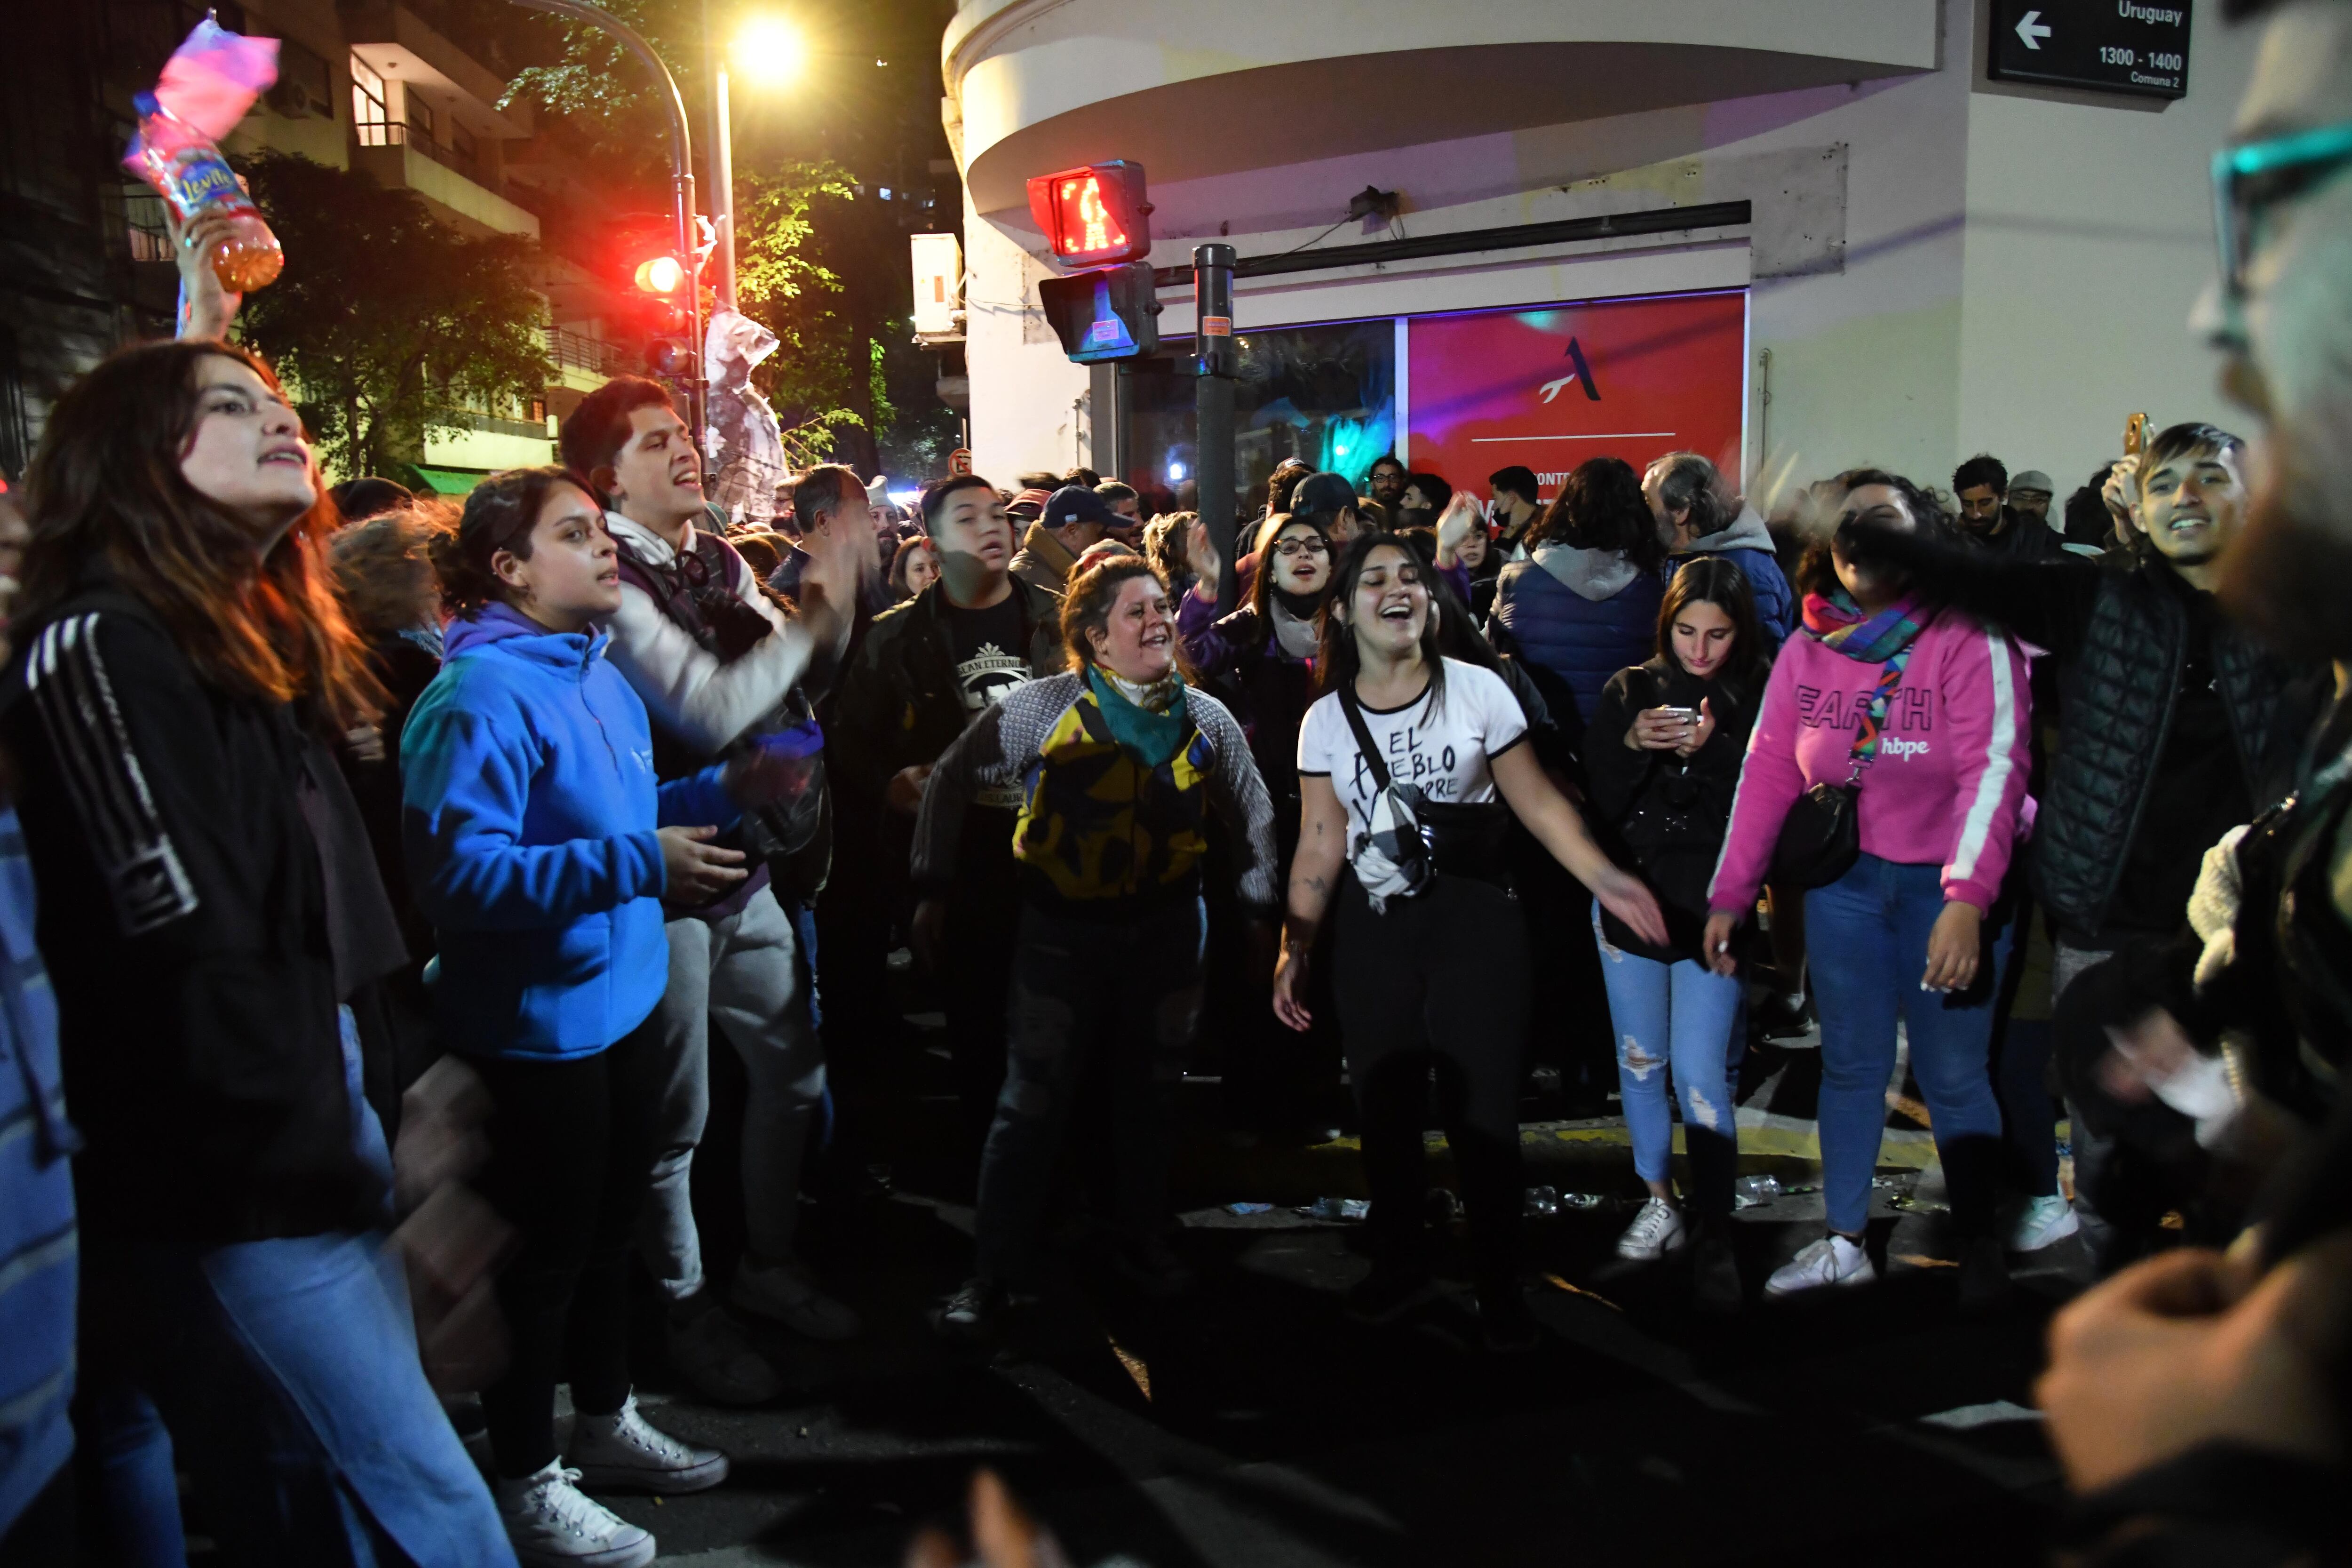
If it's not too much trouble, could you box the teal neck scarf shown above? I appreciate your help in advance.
[1085,664,1189,767]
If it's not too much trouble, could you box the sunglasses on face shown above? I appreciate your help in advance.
[2212,119,2352,307]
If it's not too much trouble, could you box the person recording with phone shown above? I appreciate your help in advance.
[1583,558,1770,1309]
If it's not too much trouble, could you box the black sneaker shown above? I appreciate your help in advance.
[1692,1230,1743,1315]
[1478,1287,1542,1354]
[930,1277,1006,1343]
[1344,1264,1437,1325]
[1956,1235,2014,1316]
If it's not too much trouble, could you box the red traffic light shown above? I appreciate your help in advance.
[1026,161,1150,266]
[634,255,686,294]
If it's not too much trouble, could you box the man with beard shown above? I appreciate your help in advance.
[1952,453,2065,561]
[1363,454,1406,513]
[2034,1,2352,1556]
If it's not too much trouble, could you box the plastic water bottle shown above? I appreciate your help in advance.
[126,93,282,293]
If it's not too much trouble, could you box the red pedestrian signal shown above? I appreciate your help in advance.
[1026,161,1151,267]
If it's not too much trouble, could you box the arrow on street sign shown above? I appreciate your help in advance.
[2015,8,2052,48]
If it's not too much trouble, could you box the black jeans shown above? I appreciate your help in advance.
[974,898,1205,1286]
[1335,875,1529,1300]
[943,839,1023,1144]
[470,1018,660,1477]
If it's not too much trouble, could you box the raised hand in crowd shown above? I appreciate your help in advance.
[165,206,244,342]
[793,488,875,656]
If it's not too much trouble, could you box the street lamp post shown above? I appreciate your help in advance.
[503,0,706,452]
[702,0,737,313]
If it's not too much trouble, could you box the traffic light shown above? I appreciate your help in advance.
[1037,261,1161,363]
[632,251,695,380]
[1026,161,1151,267]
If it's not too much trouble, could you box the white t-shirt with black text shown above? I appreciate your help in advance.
[1296,658,1529,838]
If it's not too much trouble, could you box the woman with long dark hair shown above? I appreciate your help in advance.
[1583,557,1770,1307]
[1275,533,1667,1349]
[1490,456,1668,746]
[2,339,511,1562]
[1703,471,2033,1308]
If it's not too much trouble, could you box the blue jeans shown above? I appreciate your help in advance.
[1807,855,2014,1237]
[1592,902,1745,1215]
[976,898,1205,1285]
[81,1233,514,1568]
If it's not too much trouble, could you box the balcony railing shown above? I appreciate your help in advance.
[357,119,483,183]
[455,410,555,439]
[122,189,172,263]
[546,327,630,377]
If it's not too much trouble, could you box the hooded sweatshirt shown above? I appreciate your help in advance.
[1490,542,1665,733]
[1707,606,2033,916]
[401,603,737,1060]
[1664,504,1798,649]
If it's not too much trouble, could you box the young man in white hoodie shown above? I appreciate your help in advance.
[559,376,865,1404]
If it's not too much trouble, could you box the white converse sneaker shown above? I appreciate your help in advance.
[1614,1197,1688,1260]
[2008,1194,2082,1252]
[1764,1234,1877,1298]
[729,1256,861,1341]
[495,1461,655,1568]
[564,1395,729,1495]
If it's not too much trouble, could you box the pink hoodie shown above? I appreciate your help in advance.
[1708,607,2033,915]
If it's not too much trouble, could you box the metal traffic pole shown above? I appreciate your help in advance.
[504,0,706,454]
[1193,243,1239,615]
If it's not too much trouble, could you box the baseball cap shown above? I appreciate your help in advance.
[2009,469,2055,496]
[1007,486,1054,519]
[1042,484,1119,531]
[1288,471,1359,516]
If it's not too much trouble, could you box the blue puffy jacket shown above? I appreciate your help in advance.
[401,604,735,1059]
[1490,544,1665,734]
[1661,504,1797,651]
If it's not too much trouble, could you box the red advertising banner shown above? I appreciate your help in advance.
[1406,290,1747,504]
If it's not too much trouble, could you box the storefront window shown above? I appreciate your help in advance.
[1119,317,1393,523]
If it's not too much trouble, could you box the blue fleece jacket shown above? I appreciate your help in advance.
[401,604,736,1059]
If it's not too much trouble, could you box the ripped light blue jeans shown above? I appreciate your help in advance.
[1593,902,1744,1213]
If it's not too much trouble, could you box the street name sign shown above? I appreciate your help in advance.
[1989,0,2191,100]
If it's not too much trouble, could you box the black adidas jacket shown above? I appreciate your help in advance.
[1,586,396,1243]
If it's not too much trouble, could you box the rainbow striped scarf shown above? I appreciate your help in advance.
[1802,589,1928,663]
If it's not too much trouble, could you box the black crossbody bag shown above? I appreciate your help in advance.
[1770,646,1913,889]
[1336,684,1514,911]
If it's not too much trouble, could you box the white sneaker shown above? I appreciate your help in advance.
[729,1256,861,1341]
[2009,1194,2082,1252]
[1614,1197,1688,1260]
[1764,1234,1877,1298]
[564,1394,729,1495]
[665,1305,780,1406]
[495,1461,655,1568]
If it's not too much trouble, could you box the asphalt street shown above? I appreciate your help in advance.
[569,984,2094,1568]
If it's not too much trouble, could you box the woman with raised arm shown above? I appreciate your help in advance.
[1274,533,1667,1351]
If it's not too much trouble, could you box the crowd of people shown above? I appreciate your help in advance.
[0,0,2348,1562]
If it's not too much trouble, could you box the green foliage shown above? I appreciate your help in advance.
[234,152,551,478]
[501,0,696,169]
[733,160,890,456]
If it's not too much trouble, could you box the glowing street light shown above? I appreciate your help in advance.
[731,15,805,87]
